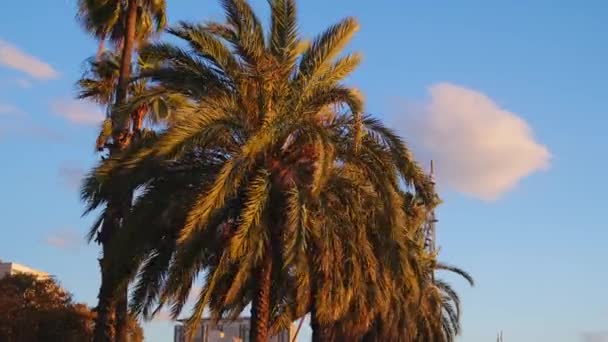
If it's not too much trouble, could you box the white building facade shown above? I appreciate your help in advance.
[174,318,296,342]
[0,260,49,279]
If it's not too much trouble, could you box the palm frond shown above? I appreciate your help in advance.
[299,17,359,80]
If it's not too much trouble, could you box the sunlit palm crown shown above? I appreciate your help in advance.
[77,0,167,51]
[82,0,438,338]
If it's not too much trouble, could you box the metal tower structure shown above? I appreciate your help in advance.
[423,160,438,254]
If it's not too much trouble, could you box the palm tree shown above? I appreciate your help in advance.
[81,1,435,341]
[77,2,167,341]
[77,50,182,342]
[320,187,474,342]
[413,263,474,342]
[77,0,167,59]
[336,256,473,342]
[78,52,183,151]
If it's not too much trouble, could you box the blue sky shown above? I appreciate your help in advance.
[1,0,607,341]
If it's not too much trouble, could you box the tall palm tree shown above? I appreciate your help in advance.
[78,51,180,342]
[77,1,167,341]
[82,2,435,342]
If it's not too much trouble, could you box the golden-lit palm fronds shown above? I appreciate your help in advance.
[77,0,167,56]
[79,1,470,342]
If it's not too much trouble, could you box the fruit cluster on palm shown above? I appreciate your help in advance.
[77,0,473,341]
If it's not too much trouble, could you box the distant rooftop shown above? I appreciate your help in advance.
[0,260,49,279]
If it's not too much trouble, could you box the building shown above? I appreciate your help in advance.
[0,260,49,279]
[174,318,297,342]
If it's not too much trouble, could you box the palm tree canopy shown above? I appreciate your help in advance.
[82,0,436,339]
[77,0,167,51]
[77,51,186,151]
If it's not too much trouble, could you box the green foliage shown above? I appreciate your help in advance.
[77,51,185,152]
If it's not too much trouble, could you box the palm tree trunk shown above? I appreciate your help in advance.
[94,274,114,341]
[114,289,128,342]
[117,0,137,105]
[94,2,138,342]
[93,215,118,342]
[113,2,138,341]
[250,250,272,342]
[114,0,137,149]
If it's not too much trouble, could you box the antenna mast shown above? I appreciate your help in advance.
[424,160,438,254]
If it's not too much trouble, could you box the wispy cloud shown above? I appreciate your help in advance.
[0,104,23,116]
[0,78,32,89]
[45,229,82,251]
[582,331,608,342]
[18,123,65,142]
[51,99,104,125]
[0,39,59,80]
[394,82,550,201]
[0,112,64,143]
[58,162,85,191]
[16,78,32,88]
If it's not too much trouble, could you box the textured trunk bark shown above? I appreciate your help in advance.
[93,269,115,342]
[112,2,138,342]
[93,214,118,342]
[250,250,272,342]
[93,2,138,342]
[113,0,137,150]
[114,287,129,342]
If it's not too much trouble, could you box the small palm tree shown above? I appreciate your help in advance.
[346,259,473,342]
[413,263,474,342]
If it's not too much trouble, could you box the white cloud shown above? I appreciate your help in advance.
[395,82,550,201]
[45,229,82,251]
[0,109,65,142]
[0,39,59,80]
[51,99,104,125]
[582,331,608,342]
[58,162,85,191]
